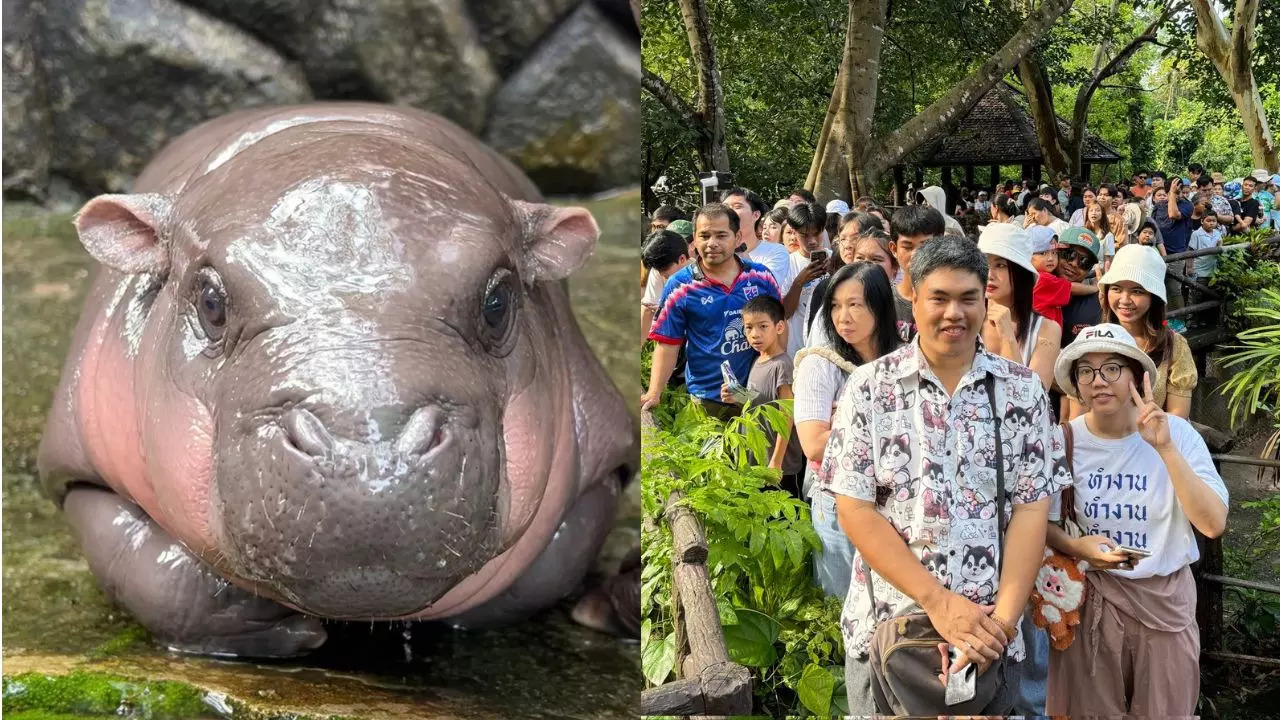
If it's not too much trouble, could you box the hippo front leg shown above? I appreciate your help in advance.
[446,474,622,629]
[63,486,327,658]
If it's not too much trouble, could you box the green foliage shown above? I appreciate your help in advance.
[641,398,846,715]
[1217,285,1280,429]
[1223,490,1280,650]
[1208,231,1280,329]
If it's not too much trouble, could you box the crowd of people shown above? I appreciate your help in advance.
[638,166,1258,714]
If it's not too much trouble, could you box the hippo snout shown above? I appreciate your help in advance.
[215,400,506,619]
[280,405,447,462]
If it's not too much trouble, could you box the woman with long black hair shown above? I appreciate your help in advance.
[978,224,1061,388]
[793,262,902,597]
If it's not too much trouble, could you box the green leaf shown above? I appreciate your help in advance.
[828,664,850,716]
[796,662,836,717]
[642,631,677,685]
[716,597,739,625]
[723,608,780,668]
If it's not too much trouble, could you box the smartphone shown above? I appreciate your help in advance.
[809,249,829,264]
[1116,546,1152,558]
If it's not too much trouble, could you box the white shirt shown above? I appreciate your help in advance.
[642,268,665,307]
[787,251,823,358]
[747,240,794,295]
[794,352,849,425]
[1054,415,1228,579]
[1048,218,1070,236]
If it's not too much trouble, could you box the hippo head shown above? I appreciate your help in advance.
[73,126,599,618]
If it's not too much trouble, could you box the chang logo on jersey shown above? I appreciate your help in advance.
[719,313,750,355]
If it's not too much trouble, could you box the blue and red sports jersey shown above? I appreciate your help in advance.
[649,258,783,400]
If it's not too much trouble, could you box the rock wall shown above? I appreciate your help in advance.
[2,0,638,203]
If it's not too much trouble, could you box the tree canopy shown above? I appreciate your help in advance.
[641,0,1279,208]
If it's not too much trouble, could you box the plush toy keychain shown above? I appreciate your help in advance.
[1030,547,1088,650]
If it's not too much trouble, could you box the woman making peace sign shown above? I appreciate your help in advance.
[1045,324,1228,717]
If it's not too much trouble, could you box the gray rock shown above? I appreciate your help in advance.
[592,0,639,35]
[181,0,322,58]
[36,0,312,194]
[300,0,498,131]
[468,0,579,78]
[3,0,54,199]
[485,2,638,194]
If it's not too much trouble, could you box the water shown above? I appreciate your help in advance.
[1,190,640,719]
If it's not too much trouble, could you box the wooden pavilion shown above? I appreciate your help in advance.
[892,82,1123,200]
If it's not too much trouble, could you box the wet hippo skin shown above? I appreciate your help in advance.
[37,103,638,657]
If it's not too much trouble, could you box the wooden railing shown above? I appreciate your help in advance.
[639,410,753,716]
[1196,451,1280,670]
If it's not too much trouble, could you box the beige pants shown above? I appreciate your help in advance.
[1046,567,1200,718]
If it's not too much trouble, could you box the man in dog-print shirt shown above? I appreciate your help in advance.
[820,236,1069,714]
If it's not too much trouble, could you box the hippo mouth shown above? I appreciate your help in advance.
[212,404,507,619]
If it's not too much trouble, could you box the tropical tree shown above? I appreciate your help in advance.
[1189,0,1278,170]
[642,0,731,174]
[806,0,1075,200]
[1017,0,1174,178]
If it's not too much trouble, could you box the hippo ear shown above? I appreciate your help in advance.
[74,194,172,275]
[512,200,599,282]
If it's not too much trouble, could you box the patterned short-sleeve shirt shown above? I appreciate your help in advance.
[820,339,1070,659]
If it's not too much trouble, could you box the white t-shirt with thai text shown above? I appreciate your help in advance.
[1056,415,1228,579]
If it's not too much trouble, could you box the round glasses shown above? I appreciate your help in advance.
[1074,362,1125,385]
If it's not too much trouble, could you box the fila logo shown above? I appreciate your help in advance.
[1087,329,1115,339]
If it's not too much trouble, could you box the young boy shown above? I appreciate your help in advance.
[1029,225,1102,329]
[721,295,805,497]
[1187,208,1224,326]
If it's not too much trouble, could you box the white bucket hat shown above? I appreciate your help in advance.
[1054,323,1158,399]
[977,223,1037,276]
[1250,168,1271,183]
[1100,243,1166,302]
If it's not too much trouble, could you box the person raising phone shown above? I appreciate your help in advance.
[1046,324,1228,717]
[782,201,830,358]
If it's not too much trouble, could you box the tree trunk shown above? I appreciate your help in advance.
[807,0,882,202]
[678,0,730,172]
[1191,0,1278,170]
[1018,52,1071,178]
[811,0,1074,199]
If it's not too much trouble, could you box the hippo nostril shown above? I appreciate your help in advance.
[394,406,447,457]
[282,408,334,457]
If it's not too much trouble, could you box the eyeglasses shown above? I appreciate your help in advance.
[1074,362,1125,385]
[1057,246,1097,271]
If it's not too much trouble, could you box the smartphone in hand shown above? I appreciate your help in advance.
[809,249,829,264]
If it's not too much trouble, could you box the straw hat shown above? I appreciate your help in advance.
[1054,324,1158,399]
[977,223,1037,275]
[1100,243,1166,302]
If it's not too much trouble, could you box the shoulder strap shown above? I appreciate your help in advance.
[1059,420,1077,525]
[985,376,1006,577]
[1022,316,1041,365]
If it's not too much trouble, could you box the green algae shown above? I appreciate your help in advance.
[3,671,210,718]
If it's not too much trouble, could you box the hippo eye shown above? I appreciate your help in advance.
[196,270,228,343]
[479,269,518,353]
